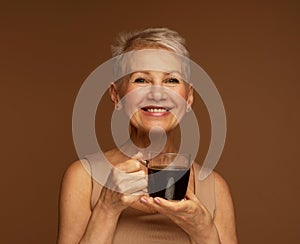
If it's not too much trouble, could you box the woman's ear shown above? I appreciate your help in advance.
[109,82,123,110]
[109,82,119,105]
[187,84,194,107]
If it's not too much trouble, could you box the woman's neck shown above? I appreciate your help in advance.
[129,126,179,153]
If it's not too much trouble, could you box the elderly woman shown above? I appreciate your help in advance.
[57,28,238,244]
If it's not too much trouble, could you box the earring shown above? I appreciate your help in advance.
[186,104,191,112]
[115,103,122,110]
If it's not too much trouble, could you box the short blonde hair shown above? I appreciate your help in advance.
[111,27,190,57]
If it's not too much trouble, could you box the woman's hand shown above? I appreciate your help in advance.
[95,152,147,216]
[140,189,220,244]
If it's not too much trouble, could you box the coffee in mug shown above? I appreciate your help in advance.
[147,152,191,200]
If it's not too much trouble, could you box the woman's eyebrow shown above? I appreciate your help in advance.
[129,71,151,78]
[128,71,184,81]
[130,71,182,76]
[167,71,183,77]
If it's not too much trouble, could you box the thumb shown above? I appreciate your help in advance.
[185,188,199,202]
[132,152,148,171]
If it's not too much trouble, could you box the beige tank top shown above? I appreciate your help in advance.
[82,154,215,244]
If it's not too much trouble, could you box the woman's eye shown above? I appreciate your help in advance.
[165,78,180,84]
[134,78,146,83]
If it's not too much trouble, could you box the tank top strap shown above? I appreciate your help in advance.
[193,163,216,218]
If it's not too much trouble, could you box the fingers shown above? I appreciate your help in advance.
[139,188,202,215]
[116,152,144,173]
[105,152,148,197]
[99,152,148,211]
[140,196,190,214]
[110,151,147,194]
[116,160,141,172]
[119,173,147,194]
[139,190,209,222]
[109,170,146,191]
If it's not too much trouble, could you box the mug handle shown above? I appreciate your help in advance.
[139,159,149,168]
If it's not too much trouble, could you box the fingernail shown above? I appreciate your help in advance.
[140,197,148,204]
[154,198,161,204]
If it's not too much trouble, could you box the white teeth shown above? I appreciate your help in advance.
[146,108,167,113]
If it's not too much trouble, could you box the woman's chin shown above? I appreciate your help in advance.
[137,123,177,134]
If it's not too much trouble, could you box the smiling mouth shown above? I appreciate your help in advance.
[141,106,171,113]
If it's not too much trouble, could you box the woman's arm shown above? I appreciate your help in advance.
[57,153,147,244]
[186,172,238,243]
[213,172,238,243]
[140,171,238,243]
[57,161,93,244]
[57,161,121,244]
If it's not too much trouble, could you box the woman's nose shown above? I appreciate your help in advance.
[147,85,167,101]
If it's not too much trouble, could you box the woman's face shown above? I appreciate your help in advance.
[110,48,193,134]
[112,70,193,134]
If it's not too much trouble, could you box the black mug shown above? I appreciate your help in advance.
[146,152,191,200]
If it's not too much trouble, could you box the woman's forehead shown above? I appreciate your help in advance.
[127,51,182,73]
[115,49,189,80]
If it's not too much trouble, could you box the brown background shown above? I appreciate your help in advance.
[1,1,299,243]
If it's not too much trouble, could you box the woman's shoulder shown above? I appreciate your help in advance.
[193,163,230,192]
[61,160,92,200]
[212,170,232,198]
[193,165,233,204]
[63,160,91,181]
